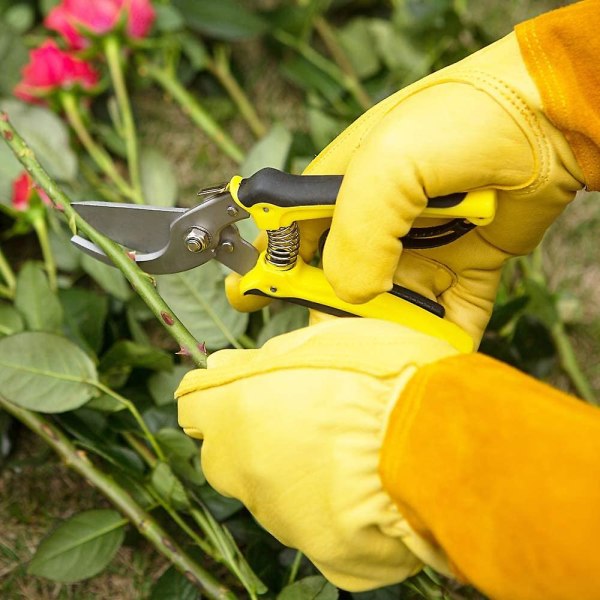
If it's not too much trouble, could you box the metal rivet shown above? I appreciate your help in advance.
[220,241,234,253]
[269,286,277,293]
[185,227,210,253]
[226,206,239,217]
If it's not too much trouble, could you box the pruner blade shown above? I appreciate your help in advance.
[71,191,259,275]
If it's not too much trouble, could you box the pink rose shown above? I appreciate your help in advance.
[14,40,99,102]
[11,172,51,212]
[45,0,156,49]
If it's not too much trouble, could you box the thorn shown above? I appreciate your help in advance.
[198,342,207,355]
[176,346,191,356]
[3,130,13,141]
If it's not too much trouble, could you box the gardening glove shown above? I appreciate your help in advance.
[226,31,585,345]
[177,318,460,591]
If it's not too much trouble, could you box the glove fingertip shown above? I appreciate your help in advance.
[225,272,271,313]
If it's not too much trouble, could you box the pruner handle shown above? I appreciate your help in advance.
[229,167,496,231]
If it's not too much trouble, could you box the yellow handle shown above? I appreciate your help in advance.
[239,254,474,353]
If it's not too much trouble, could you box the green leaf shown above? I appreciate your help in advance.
[148,364,192,406]
[100,340,173,373]
[173,0,267,40]
[151,566,200,600]
[140,147,178,207]
[0,99,78,182]
[257,305,308,346]
[151,461,190,510]
[0,332,98,413]
[154,4,185,32]
[0,302,24,337]
[307,107,346,154]
[60,288,108,354]
[49,223,81,272]
[156,427,197,460]
[338,18,381,79]
[4,4,34,33]
[156,261,248,350]
[86,392,126,413]
[522,278,560,328]
[15,262,63,333]
[278,576,338,600]
[81,254,132,302]
[179,32,210,71]
[241,123,293,178]
[28,509,126,583]
[0,23,28,99]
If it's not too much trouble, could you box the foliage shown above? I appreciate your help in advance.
[0,0,592,599]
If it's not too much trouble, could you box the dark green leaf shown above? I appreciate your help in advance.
[173,0,267,40]
[523,278,560,328]
[0,302,24,337]
[100,340,173,373]
[278,575,338,600]
[257,305,308,346]
[512,315,556,378]
[156,427,197,460]
[151,566,200,600]
[28,509,126,582]
[198,485,243,521]
[156,261,248,351]
[487,295,529,332]
[0,332,98,413]
[151,461,190,510]
[86,392,126,413]
[179,32,210,71]
[78,441,146,477]
[15,262,63,333]
[280,56,344,104]
[140,147,178,207]
[81,254,132,302]
[148,364,192,406]
[143,404,179,433]
[60,288,108,354]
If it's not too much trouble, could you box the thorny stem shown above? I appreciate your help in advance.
[313,16,372,110]
[60,92,140,204]
[104,36,144,204]
[208,45,267,139]
[32,216,57,292]
[141,62,245,164]
[0,112,207,368]
[94,382,166,461]
[0,246,16,298]
[0,396,234,600]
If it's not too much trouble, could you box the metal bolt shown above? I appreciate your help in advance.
[185,227,210,253]
[220,241,234,253]
[226,206,239,217]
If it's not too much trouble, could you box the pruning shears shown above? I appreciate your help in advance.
[71,168,496,353]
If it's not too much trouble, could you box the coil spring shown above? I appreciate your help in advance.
[266,222,300,269]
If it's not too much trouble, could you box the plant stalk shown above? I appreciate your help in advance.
[0,246,16,297]
[0,112,207,368]
[32,216,57,292]
[0,396,234,600]
[141,63,245,164]
[209,46,267,138]
[103,36,144,203]
[60,93,140,203]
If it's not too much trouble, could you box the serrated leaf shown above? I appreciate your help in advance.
[140,147,178,207]
[28,510,126,583]
[151,461,190,510]
[0,303,24,337]
[81,254,131,301]
[156,261,248,350]
[0,332,98,412]
[151,566,200,600]
[0,99,77,182]
[15,262,63,333]
[173,0,267,40]
[148,365,192,406]
[277,575,338,600]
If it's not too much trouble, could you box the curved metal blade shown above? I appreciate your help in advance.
[72,202,186,253]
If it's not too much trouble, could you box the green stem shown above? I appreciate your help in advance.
[0,113,207,368]
[0,284,13,300]
[32,216,57,292]
[95,382,166,461]
[104,36,144,204]
[0,246,16,297]
[208,46,267,138]
[122,431,157,467]
[313,16,372,110]
[60,93,140,203]
[141,63,245,164]
[287,550,303,585]
[0,396,234,600]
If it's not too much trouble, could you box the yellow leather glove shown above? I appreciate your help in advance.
[226,32,584,344]
[177,318,459,591]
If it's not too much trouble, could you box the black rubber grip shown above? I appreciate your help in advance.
[237,167,466,209]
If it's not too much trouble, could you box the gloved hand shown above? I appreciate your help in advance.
[177,318,460,591]
[226,32,584,344]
